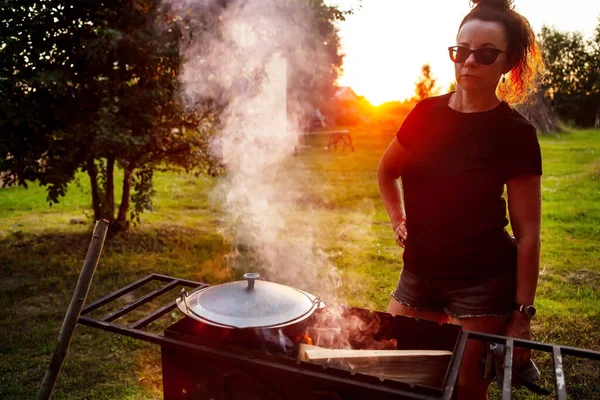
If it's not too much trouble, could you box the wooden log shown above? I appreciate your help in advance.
[36,220,109,400]
[299,344,452,361]
[298,344,452,388]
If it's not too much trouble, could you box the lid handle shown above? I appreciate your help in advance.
[243,272,260,290]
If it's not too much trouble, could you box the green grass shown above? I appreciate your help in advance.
[0,129,599,399]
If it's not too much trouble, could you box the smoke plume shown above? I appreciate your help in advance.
[163,0,341,297]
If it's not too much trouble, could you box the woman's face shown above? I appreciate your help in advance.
[454,19,510,93]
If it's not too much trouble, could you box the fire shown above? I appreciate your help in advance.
[303,333,314,346]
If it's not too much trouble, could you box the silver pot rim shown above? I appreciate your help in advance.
[176,273,325,329]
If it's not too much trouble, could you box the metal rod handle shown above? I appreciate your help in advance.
[36,220,109,400]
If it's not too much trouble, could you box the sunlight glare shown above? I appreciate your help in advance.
[328,0,600,104]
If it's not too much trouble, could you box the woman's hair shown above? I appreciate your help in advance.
[461,0,543,104]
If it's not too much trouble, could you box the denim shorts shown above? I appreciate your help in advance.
[391,269,516,318]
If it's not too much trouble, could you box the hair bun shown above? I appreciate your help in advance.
[471,0,514,10]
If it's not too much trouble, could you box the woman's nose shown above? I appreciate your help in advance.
[464,52,478,66]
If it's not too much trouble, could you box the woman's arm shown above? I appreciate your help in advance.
[507,174,542,306]
[504,174,541,365]
[377,139,409,247]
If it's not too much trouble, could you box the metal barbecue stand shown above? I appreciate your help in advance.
[78,274,600,400]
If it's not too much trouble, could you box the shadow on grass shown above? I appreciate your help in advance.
[0,225,231,399]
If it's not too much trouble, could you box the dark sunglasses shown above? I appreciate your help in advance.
[448,46,506,65]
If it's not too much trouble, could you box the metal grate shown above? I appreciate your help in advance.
[78,274,600,400]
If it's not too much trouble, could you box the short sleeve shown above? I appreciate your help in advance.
[396,101,425,149]
[503,124,542,181]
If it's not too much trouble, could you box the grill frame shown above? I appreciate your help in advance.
[78,274,600,400]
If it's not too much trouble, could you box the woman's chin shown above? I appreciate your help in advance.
[457,81,494,92]
[457,78,477,89]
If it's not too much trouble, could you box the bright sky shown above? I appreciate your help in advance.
[326,0,600,105]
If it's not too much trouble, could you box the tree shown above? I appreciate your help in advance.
[0,0,346,230]
[0,0,220,230]
[283,0,349,121]
[166,0,349,128]
[414,64,440,101]
[592,18,600,127]
[538,23,600,127]
[515,89,561,134]
[447,81,457,93]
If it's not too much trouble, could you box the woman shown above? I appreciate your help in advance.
[377,0,543,398]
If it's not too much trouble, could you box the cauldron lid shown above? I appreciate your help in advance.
[176,273,324,329]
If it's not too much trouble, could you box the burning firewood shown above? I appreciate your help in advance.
[298,344,452,387]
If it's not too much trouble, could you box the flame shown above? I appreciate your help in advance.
[303,334,313,346]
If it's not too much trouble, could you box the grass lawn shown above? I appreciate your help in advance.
[0,128,599,399]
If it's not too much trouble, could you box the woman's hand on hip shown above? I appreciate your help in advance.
[502,310,532,367]
[393,220,408,248]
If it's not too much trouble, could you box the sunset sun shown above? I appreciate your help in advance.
[339,65,411,106]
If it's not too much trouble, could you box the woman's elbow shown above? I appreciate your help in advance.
[515,234,541,248]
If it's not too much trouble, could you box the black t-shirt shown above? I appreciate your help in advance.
[396,92,542,280]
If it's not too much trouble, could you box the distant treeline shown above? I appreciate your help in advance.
[539,23,600,127]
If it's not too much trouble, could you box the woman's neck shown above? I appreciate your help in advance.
[449,88,501,113]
